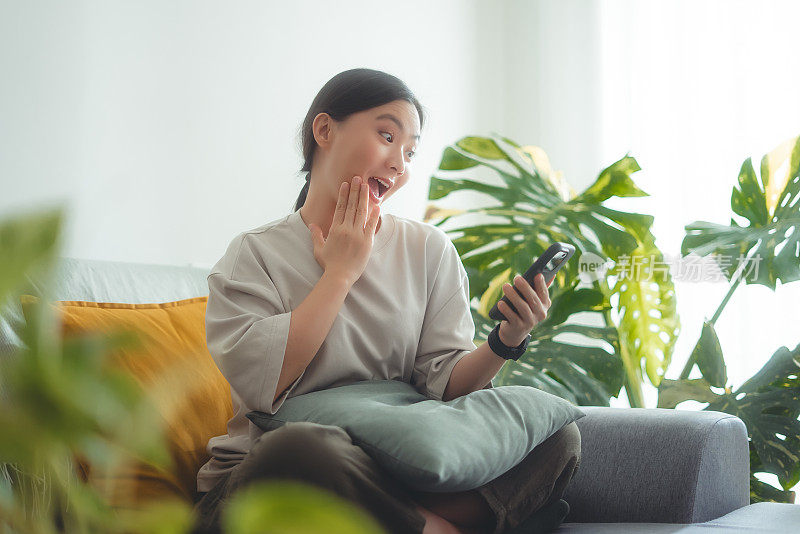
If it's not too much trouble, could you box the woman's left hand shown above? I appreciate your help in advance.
[497,273,552,347]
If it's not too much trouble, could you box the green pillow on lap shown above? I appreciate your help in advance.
[246,379,585,492]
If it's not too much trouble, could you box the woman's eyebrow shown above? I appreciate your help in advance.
[376,113,420,140]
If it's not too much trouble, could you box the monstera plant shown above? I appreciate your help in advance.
[658,134,800,503]
[423,134,681,408]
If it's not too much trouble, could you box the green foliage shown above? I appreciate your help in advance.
[610,232,681,394]
[0,208,61,301]
[222,481,387,534]
[0,206,381,533]
[432,131,800,503]
[0,206,190,533]
[690,321,727,388]
[660,134,800,503]
[659,341,800,503]
[682,135,800,290]
[426,134,679,407]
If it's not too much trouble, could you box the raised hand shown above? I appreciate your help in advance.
[308,176,381,288]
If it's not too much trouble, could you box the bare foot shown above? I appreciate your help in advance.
[413,489,494,529]
[418,504,488,534]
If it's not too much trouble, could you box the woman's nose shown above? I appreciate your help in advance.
[389,153,406,176]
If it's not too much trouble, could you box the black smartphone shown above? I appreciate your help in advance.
[488,242,576,322]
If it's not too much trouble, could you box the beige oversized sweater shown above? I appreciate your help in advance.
[196,209,491,493]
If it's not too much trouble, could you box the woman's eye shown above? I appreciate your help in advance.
[381,131,415,160]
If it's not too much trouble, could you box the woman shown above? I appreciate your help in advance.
[192,68,581,534]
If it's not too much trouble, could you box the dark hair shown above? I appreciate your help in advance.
[293,68,426,212]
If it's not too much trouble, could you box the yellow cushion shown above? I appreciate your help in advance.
[19,295,233,506]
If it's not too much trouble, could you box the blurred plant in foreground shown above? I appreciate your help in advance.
[0,206,387,533]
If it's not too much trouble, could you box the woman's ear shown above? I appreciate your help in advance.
[312,112,334,148]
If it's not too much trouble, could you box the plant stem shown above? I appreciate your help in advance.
[619,332,646,408]
[709,274,743,326]
[678,257,746,380]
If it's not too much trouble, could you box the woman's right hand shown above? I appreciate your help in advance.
[308,175,381,287]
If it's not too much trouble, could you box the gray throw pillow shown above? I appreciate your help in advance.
[246,379,585,492]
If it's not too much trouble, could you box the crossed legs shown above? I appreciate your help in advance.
[191,420,581,534]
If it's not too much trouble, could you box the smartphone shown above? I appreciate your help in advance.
[488,242,576,322]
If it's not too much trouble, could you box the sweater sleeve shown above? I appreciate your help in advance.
[411,233,480,401]
[205,237,303,415]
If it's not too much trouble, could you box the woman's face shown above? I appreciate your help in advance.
[314,99,421,208]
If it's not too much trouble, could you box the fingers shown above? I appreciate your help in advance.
[334,181,349,226]
[497,300,520,324]
[346,176,362,226]
[366,202,380,234]
[356,177,369,229]
[515,275,547,322]
[502,276,546,324]
[501,285,532,325]
[534,273,552,308]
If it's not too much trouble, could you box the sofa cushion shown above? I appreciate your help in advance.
[1,257,210,357]
[558,502,800,532]
[246,379,586,492]
[20,294,232,505]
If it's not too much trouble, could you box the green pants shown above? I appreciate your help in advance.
[191,421,581,534]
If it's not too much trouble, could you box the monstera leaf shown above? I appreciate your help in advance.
[657,342,800,503]
[682,135,800,290]
[610,232,681,390]
[426,133,678,406]
[751,446,799,504]
[687,321,728,388]
[672,135,800,502]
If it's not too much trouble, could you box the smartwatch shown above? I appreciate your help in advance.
[487,323,531,361]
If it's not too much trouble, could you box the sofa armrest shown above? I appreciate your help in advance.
[563,407,750,523]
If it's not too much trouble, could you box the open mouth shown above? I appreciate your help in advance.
[367,177,391,201]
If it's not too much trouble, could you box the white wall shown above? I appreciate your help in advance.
[3,0,796,405]
[0,0,507,268]
[0,0,607,265]
[502,0,604,192]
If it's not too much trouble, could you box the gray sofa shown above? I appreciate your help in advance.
[2,257,798,533]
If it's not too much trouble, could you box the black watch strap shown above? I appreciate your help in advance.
[487,323,531,361]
